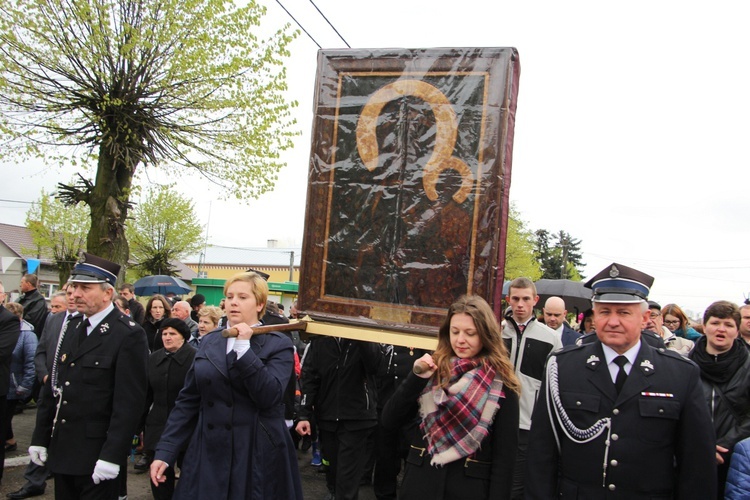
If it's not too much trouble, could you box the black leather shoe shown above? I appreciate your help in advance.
[6,485,45,499]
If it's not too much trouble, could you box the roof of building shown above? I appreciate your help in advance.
[183,245,302,268]
[0,223,54,263]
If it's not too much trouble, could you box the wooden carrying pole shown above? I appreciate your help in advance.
[221,317,437,351]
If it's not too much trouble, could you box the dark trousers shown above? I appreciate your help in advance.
[373,423,405,500]
[0,395,7,482]
[320,423,376,500]
[511,429,529,500]
[54,473,120,500]
[21,461,49,491]
[4,398,18,441]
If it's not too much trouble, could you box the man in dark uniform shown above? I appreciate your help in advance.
[29,253,148,500]
[526,263,716,499]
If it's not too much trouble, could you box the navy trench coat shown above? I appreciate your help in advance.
[154,330,303,499]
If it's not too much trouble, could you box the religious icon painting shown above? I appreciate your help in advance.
[299,47,520,336]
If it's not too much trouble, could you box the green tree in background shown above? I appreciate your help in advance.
[24,190,90,284]
[534,229,585,280]
[126,185,203,277]
[0,0,298,277]
[504,204,542,281]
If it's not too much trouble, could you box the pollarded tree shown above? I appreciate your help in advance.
[126,184,203,277]
[0,0,298,277]
[24,190,90,284]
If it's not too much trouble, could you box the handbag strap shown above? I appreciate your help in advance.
[712,383,742,424]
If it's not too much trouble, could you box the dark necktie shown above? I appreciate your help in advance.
[78,318,91,346]
[613,355,629,394]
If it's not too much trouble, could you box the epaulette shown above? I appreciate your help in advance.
[555,342,585,355]
[654,346,694,364]
[117,313,140,330]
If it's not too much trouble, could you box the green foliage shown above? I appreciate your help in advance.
[534,229,585,280]
[0,0,299,199]
[126,184,203,277]
[504,204,542,281]
[24,189,90,284]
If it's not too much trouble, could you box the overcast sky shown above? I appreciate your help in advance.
[2,0,749,317]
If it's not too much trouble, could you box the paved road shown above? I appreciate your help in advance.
[1,405,377,500]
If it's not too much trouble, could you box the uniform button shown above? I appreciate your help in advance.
[70,363,75,367]
[610,460,618,467]
[608,484,616,491]
[659,408,664,414]
[64,381,70,386]
[611,434,619,441]
[61,419,66,424]
[612,409,620,415]
[95,361,99,365]
[63,401,68,405]
[576,401,581,406]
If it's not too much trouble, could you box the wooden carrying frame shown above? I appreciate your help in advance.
[299,48,520,341]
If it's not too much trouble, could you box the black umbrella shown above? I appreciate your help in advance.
[133,275,193,296]
[534,279,592,312]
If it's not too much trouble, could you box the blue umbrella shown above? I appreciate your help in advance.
[133,275,193,296]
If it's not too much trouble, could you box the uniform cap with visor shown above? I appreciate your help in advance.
[584,263,654,304]
[68,252,120,287]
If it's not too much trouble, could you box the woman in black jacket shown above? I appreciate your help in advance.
[382,295,520,500]
[689,300,750,498]
[141,317,196,499]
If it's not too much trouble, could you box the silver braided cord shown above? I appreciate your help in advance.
[547,356,611,442]
[545,355,614,487]
[50,316,72,397]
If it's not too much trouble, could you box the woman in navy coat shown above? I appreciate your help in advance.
[150,272,302,499]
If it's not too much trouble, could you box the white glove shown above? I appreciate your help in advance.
[91,459,120,484]
[29,446,47,466]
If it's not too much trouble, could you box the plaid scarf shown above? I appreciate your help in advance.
[418,357,505,466]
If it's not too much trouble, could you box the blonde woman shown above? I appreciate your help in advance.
[150,272,302,499]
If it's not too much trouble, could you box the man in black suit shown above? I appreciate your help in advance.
[542,296,582,347]
[526,263,716,499]
[0,281,21,486]
[117,283,145,325]
[30,253,148,500]
[8,284,79,499]
[17,274,48,338]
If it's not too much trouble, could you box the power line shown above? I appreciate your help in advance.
[275,0,322,49]
[0,198,33,205]
[308,0,350,48]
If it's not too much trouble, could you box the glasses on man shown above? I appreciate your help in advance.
[649,312,661,319]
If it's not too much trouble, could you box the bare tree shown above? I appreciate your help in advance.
[0,0,298,276]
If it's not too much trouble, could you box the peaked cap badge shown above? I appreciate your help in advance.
[609,264,620,278]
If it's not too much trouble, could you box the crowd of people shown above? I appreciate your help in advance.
[0,255,749,499]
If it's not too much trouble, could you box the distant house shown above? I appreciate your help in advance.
[182,242,301,283]
[0,222,59,300]
[181,242,301,307]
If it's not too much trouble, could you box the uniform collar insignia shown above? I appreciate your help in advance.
[100,323,110,332]
[640,359,654,372]
[129,321,135,326]
[586,354,600,365]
